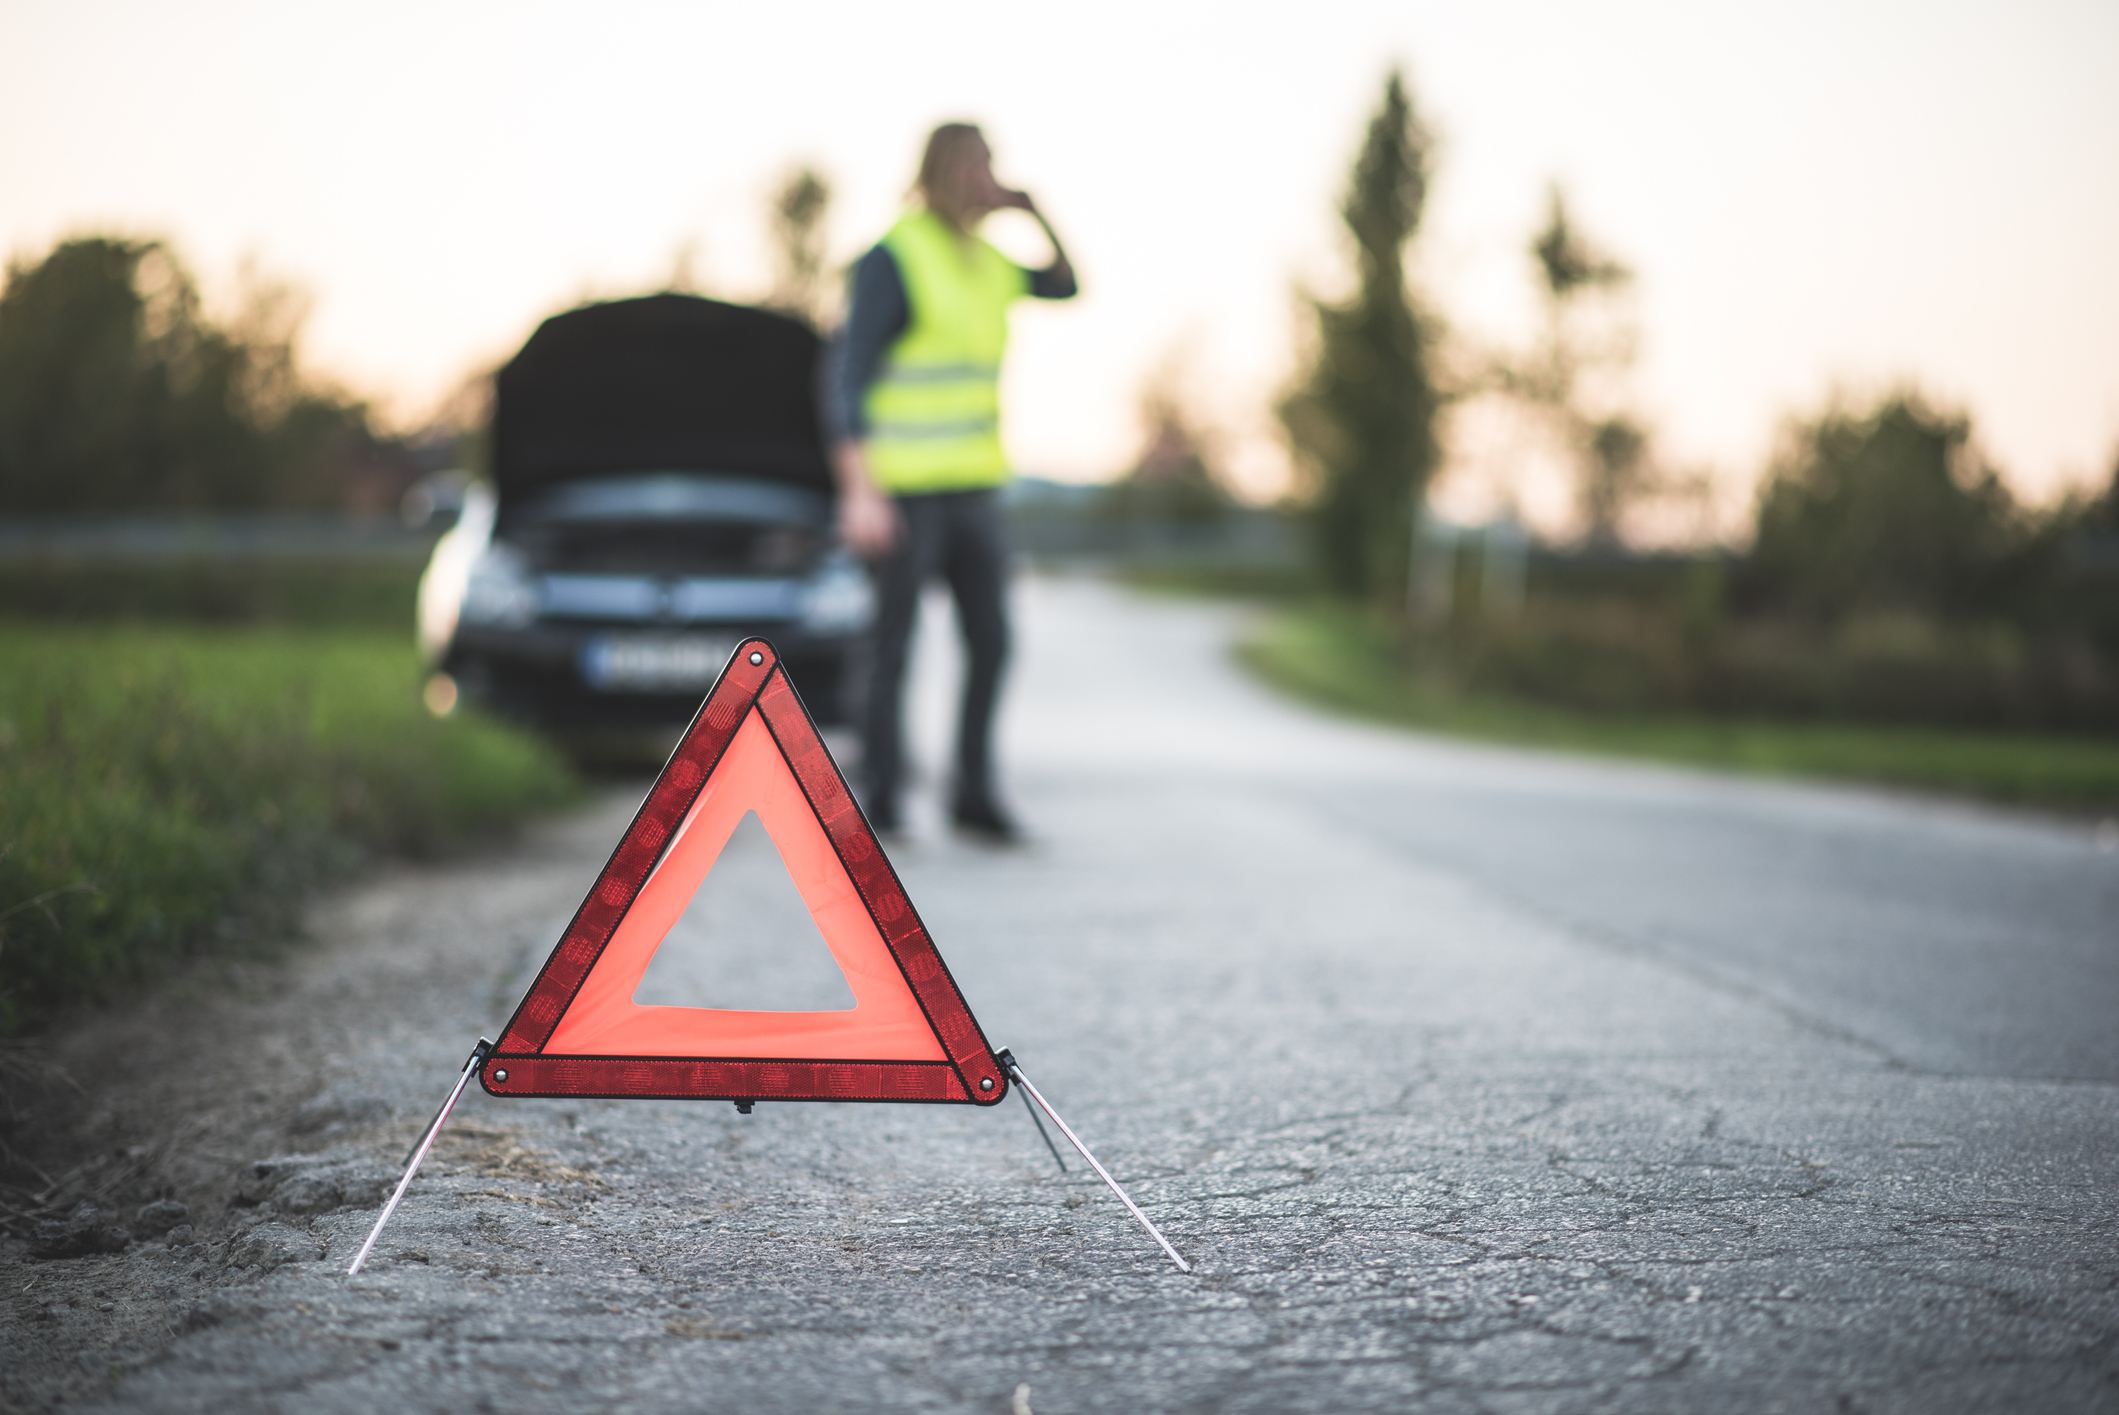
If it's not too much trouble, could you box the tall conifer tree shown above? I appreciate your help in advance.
[767,165,835,329]
[1280,71,1440,601]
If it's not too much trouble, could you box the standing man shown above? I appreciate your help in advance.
[827,122,1077,841]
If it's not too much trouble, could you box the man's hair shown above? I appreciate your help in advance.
[915,122,988,231]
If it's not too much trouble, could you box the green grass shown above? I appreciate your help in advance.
[0,623,577,1030]
[1241,603,2119,811]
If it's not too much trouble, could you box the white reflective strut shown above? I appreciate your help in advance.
[1000,1052,1191,1273]
[347,1038,491,1277]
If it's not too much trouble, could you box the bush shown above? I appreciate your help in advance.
[1742,394,2037,624]
[0,237,400,516]
[0,625,575,1030]
[1243,603,2119,809]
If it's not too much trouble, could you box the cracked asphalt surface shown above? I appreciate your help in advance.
[6,576,2117,1413]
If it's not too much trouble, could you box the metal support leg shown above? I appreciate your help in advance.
[1018,1082,1068,1173]
[995,1048,1190,1273]
[347,1038,491,1277]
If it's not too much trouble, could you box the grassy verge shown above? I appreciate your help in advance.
[1241,603,2119,811]
[0,623,576,1030]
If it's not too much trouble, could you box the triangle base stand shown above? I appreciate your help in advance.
[995,1048,1191,1273]
[347,1037,492,1276]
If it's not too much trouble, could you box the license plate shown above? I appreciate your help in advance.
[580,634,737,692]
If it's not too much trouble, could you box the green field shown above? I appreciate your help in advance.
[1242,604,2119,811]
[0,624,576,1030]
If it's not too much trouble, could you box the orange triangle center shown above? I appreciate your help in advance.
[547,707,946,1061]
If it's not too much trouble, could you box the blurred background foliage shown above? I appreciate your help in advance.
[1278,71,1442,604]
[765,164,837,331]
[1358,395,2119,737]
[1745,395,2044,626]
[1246,71,2119,755]
[0,236,446,518]
[1098,357,1235,528]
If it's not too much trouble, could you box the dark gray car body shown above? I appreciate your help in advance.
[419,295,870,728]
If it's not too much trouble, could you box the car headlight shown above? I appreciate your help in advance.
[459,544,538,628]
[801,555,875,636]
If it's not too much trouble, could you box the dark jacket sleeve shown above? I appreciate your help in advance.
[823,245,909,443]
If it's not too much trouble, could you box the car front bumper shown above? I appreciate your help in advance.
[445,621,862,728]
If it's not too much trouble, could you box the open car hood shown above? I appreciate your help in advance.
[491,294,832,505]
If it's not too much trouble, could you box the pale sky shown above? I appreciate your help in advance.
[4,0,2115,533]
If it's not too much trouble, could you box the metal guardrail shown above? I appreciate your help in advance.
[1008,511,1300,569]
[0,515,442,563]
[0,511,1298,570]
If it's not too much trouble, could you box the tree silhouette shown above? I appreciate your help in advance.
[1746,393,2022,622]
[767,164,834,329]
[1279,71,1441,601]
[1532,186,1630,304]
[0,236,382,514]
[1103,356,1230,525]
[1515,186,1648,547]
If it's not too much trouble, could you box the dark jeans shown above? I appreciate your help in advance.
[860,488,1011,820]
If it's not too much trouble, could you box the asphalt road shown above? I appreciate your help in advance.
[25,576,2119,1413]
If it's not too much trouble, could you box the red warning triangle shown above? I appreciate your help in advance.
[479,638,1007,1106]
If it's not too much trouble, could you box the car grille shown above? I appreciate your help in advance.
[539,575,803,623]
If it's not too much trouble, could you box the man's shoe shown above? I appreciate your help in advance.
[950,798,1023,845]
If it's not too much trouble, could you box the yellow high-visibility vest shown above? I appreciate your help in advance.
[864,209,1028,493]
